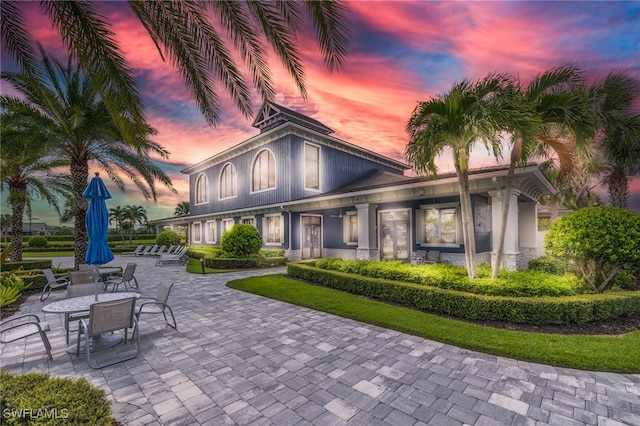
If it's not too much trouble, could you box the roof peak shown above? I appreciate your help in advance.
[252,101,334,134]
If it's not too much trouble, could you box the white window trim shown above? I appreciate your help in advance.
[205,220,217,244]
[304,141,321,192]
[342,211,358,245]
[218,162,238,200]
[417,202,462,248]
[195,173,209,205]
[241,215,256,226]
[221,218,235,235]
[263,213,284,246]
[250,148,277,194]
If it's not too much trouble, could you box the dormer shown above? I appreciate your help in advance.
[252,101,334,135]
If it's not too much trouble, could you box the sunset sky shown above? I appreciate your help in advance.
[2,1,639,226]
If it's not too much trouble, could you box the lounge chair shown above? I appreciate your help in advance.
[141,245,160,256]
[122,245,144,256]
[40,268,70,301]
[155,246,188,266]
[77,297,140,368]
[136,245,153,256]
[153,245,168,256]
[1,314,53,361]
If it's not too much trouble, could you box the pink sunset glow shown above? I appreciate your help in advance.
[1,1,638,224]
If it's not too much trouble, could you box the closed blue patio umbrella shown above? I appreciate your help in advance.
[83,173,114,298]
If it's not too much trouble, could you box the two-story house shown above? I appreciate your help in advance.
[153,102,555,269]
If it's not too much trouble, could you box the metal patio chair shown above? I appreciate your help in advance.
[104,263,139,292]
[40,268,70,301]
[133,282,176,338]
[77,297,140,368]
[1,314,52,360]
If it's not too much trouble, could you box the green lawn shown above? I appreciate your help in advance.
[185,258,239,274]
[227,274,640,373]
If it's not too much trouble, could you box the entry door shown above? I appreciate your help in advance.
[302,216,322,259]
[380,211,409,261]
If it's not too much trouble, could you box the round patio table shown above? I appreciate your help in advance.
[43,292,140,353]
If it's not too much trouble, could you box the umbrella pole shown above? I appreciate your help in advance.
[93,265,100,301]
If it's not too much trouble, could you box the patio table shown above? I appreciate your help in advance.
[43,292,140,353]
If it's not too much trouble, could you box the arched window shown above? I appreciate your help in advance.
[195,173,208,204]
[252,149,276,192]
[219,163,237,199]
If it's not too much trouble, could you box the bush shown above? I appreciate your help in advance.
[545,206,640,292]
[288,261,640,325]
[0,272,31,308]
[156,230,181,246]
[220,224,263,257]
[0,371,113,425]
[528,256,566,275]
[1,259,52,272]
[27,236,48,248]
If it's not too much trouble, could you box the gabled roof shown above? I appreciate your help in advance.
[252,101,334,134]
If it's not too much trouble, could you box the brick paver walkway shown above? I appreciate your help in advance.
[1,256,639,425]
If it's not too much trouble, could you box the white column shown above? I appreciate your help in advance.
[356,203,378,260]
[489,189,521,269]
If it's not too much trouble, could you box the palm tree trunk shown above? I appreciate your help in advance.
[455,154,477,278]
[606,165,629,208]
[71,160,89,268]
[492,141,521,278]
[8,184,26,262]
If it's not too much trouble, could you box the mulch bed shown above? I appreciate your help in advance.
[3,288,639,335]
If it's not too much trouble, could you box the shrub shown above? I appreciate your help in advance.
[545,206,640,292]
[528,256,566,275]
[220,224,263,257]
[0,371,113,425]
[156,229,181,246]
[0,272,31,307]
[27,236,48,248]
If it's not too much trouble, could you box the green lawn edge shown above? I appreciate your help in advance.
[227,274,640,373]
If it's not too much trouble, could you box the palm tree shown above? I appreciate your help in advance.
[490,64,597,277]
[1,214,11,243]
[1,98,71,261]
[2,49,175,267]
[174,201,190,217]
[590,71,640,208]
[405,74,510,278]
[123,205,147,245]
[1,1,349,130]
[109,205,126,243]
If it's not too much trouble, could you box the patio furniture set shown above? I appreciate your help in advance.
[0,265,176,369]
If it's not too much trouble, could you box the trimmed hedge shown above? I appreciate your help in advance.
[287,262,640,325]
[0,371,113,425]
[204,256,288,269]
[1,259,52,272]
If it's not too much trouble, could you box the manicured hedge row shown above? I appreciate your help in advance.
[204,256,288,269]
[11,269,71,290]
[287,262,640,325]
[1,259,52,272]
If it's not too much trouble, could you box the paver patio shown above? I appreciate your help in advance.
[1,256,639,425]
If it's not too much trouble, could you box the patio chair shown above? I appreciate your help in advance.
[1,314,52,360]
[412,250,427,265]
[65,273,99,344]
[153,245,168,256]
[78,264,93,271]
[135,245,153,256]
[155,247,188,266]
[122,245,144,256]
[40,268,70,301]
[133,282,176,338]
[141,245,160,256]
[104,263,139,292]
[76,297,140,368]
[424,250,441,264]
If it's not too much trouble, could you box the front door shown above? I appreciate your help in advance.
[302,215,322,259]
[380,210,410,261]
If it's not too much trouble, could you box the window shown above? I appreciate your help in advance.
[252,149,276,192]
[263,214,283,244]
[343,212,358,244]
[195,173,208,205]
[192,222,202,243]
[221,219,235,235]
[219,163,237,199]
[205,220,217,243]
[422,207,457,244]
[304,143,320,190]
[241,216,255,226]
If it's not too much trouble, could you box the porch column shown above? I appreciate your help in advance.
[356,203,378,260]
[489,189,521,270]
